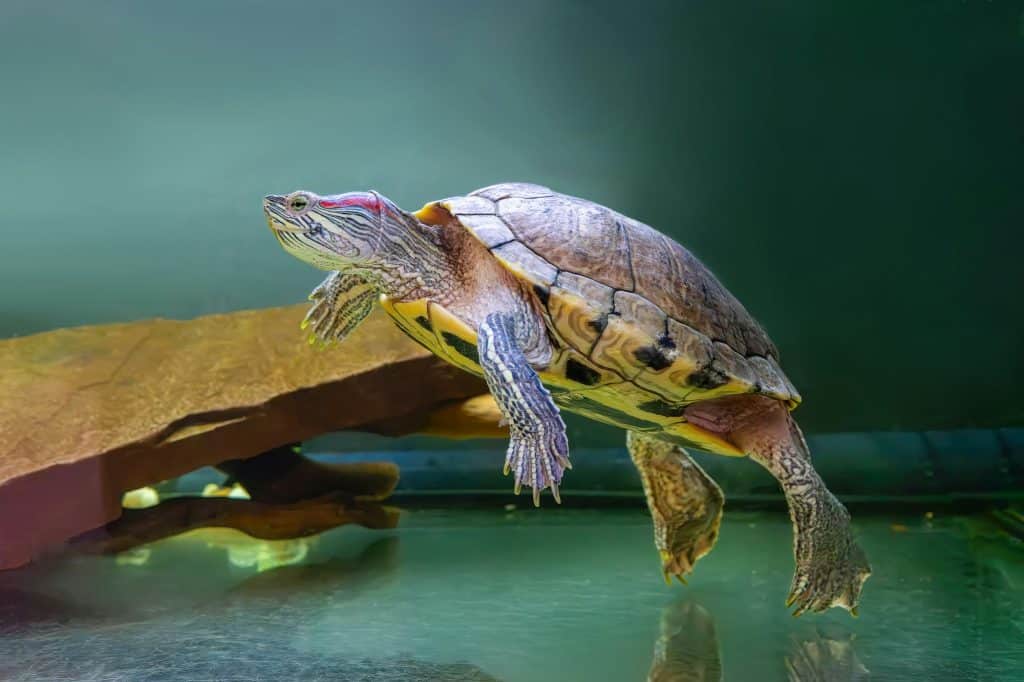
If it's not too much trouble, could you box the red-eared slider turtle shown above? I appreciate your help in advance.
[263,183,870,615]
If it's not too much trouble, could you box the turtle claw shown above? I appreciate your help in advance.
[661,566,691,586]
[302,297,329,331]
[502,432,569,507]
[786,576,810,609]
[659,549,696,586]
[308,278,331,301]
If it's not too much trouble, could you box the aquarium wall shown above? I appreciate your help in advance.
[2,1,1022,438]
[4,1,1021,451]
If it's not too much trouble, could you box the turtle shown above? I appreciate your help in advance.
[262,182,871,615]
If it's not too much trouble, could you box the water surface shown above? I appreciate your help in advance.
[0,508,1020,681]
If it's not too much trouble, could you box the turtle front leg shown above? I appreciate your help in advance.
[302,271,379,345]
[628,432,724,584]
[478,312,570,506]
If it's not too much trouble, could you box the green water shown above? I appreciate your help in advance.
[1,508,1020,681]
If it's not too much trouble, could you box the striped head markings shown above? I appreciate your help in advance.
[263,190,385,271]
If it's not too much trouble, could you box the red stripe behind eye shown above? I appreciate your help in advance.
[318,194,379,211]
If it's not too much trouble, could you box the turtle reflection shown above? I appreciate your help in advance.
[648,600,869,681]
[785,629,870,681]
[647,599,723,681]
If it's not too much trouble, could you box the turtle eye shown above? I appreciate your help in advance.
[288,194,310,213]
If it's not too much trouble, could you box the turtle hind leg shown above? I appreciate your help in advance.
[478,312,570,506]
[628,432,724,584]
[687,395,871,616]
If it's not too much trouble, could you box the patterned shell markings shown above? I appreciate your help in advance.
[441,183,800,407]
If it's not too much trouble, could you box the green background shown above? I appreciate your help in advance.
[1,0,1021,438]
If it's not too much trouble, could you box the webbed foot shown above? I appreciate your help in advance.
[627,432,724,584]
[658,501,722,585]
[787,489,871,616]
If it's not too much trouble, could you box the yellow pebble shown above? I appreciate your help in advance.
[121,486,159,509]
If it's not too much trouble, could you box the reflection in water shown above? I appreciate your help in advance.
[785,630,870,681]
[648,600,722,681]
[115,547,152,566]
[964,517,1024,638]
[232,536,399,598]
[0,587,93,633]
[0,538,451,681]
[112,527,316,572]
[965,516,1024,592]
[219,535,312,572]
[649,600,869,681]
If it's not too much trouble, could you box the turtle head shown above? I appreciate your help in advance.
[263,190,391,271]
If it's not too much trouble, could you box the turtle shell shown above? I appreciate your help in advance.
[413,183,800,454]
